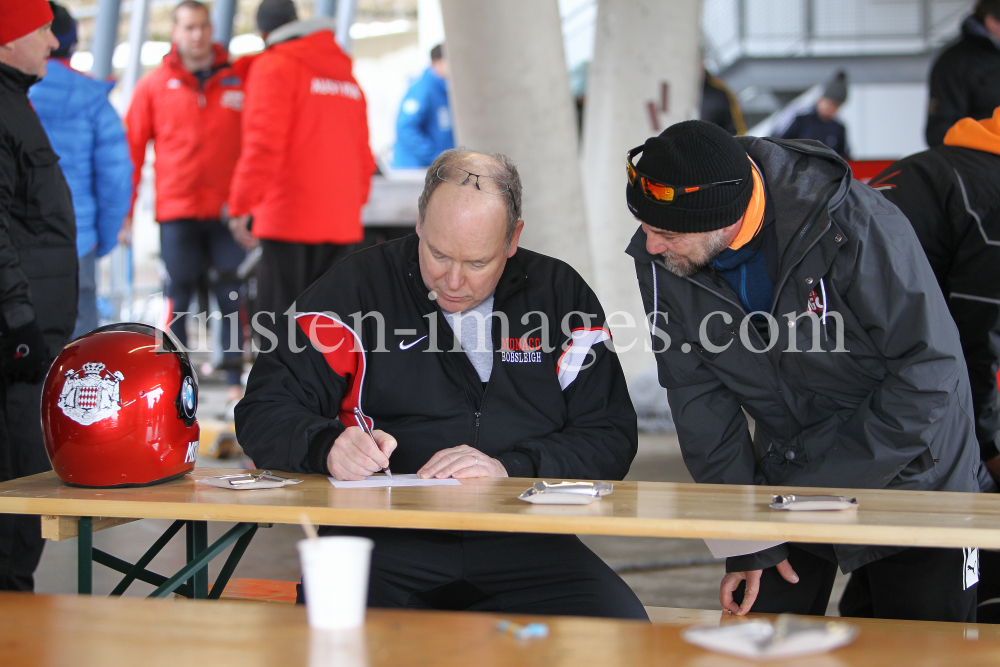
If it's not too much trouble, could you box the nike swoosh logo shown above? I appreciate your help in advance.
[399,336,427,350]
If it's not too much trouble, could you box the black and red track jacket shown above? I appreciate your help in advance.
[235,234,638,480]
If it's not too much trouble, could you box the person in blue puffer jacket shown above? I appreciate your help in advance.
[28,2,132,339]
[392,43,454,168]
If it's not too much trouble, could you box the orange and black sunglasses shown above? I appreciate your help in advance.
[627,146,741,204]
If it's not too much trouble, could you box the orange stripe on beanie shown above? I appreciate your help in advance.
[0,0,54,45]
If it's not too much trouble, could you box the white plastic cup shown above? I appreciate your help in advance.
[297,536,375,630]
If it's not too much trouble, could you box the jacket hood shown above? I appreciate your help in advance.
[264,22,352,79]
[943,106,1000,156]
[962,15,1000,50]
[266,17,337,46]
[735,136,850,255]
[628,137,851,263]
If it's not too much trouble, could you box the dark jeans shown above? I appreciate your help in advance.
[160,220,245,385]
[72,249,98,340]
[732,544,977,622]
[301,528,649,620]
[256,240,356,318]
[0,380,50,591]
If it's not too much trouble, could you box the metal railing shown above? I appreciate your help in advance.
[704,0,973,71]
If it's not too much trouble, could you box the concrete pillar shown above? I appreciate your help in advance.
[438,0,593,281]
[418,0,444,61]
[90,0,121,81]
[580,0,702,378]
[119,0,152,106]
[335,0,357,54]
[316,0,337,18]
[211,0,238,48]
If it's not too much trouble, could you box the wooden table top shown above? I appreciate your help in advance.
[1,469,1000,548]
[4,593,999,667]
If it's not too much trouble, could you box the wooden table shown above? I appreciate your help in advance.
[3,469,1000,597]
[4,592,1000,667]
[2,468,1000,548]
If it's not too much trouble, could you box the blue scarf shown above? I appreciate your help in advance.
[710,246,774,315]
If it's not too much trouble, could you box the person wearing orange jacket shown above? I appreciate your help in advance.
[125,0,251,406]
[228,0,375,318]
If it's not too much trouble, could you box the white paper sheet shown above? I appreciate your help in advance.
[328,474,462,489]
[704,539,784,559]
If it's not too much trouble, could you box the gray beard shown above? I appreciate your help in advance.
[659,228,731,277]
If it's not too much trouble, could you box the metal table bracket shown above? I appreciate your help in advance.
[76,517,259,599]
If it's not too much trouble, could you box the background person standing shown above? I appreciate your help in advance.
[0,0,78,591]
[926,0,1000,147]
[125,0,250,406]
[777,71,850,159]
[392,43,454,168]
[228,0,375,317]
[30,2,131,339]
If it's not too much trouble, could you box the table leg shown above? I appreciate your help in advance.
[149,522,257,599]
[186,521,209,599]
[77,517,93,595]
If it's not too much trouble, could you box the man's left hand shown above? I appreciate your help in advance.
[417,445,508,479]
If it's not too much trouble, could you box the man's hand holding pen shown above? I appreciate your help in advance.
[326,426,397,481]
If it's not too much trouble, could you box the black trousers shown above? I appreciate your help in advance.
[0,380,50,591]
[257,240,357,318]
[304,528,648,620]
[735,544,978,622]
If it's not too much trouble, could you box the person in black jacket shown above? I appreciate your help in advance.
[0,0,78,591]
[859,107,1000,621]
[701,69,746,136]
[236,148,646,619]
[926,1,1000,147]
[625,121,980,622]
[778,71,849,159]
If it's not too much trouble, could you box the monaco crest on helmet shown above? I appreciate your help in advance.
[57,362,124,426]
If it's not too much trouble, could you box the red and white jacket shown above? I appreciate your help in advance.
[235,234,638,479]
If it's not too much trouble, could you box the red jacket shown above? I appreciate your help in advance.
[125,44,252,221]
[228,24,374,244]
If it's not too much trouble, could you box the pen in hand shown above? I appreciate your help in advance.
[353,407,392,478]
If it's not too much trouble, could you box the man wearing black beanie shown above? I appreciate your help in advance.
[626,120,983,622]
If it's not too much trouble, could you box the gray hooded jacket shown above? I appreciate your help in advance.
[627,136,980,573]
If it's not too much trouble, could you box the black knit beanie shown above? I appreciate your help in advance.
[257,0,298,34]
[627,120,752,233]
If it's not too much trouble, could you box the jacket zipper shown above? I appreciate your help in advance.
[472,380,493,450]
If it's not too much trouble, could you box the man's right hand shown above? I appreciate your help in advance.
[719,558,799,615]
[118,215,132,246]
[327,426,397,481]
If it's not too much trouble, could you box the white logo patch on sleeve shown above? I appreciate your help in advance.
[402,98,420,115]
[57,362,124,426]
[964,547,980,590]
[557,328,611,390]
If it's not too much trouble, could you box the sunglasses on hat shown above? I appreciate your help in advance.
[627,146,742,204]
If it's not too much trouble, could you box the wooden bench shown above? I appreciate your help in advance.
[219,578,297,604]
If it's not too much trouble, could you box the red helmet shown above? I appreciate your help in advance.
[41,323,200,487]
